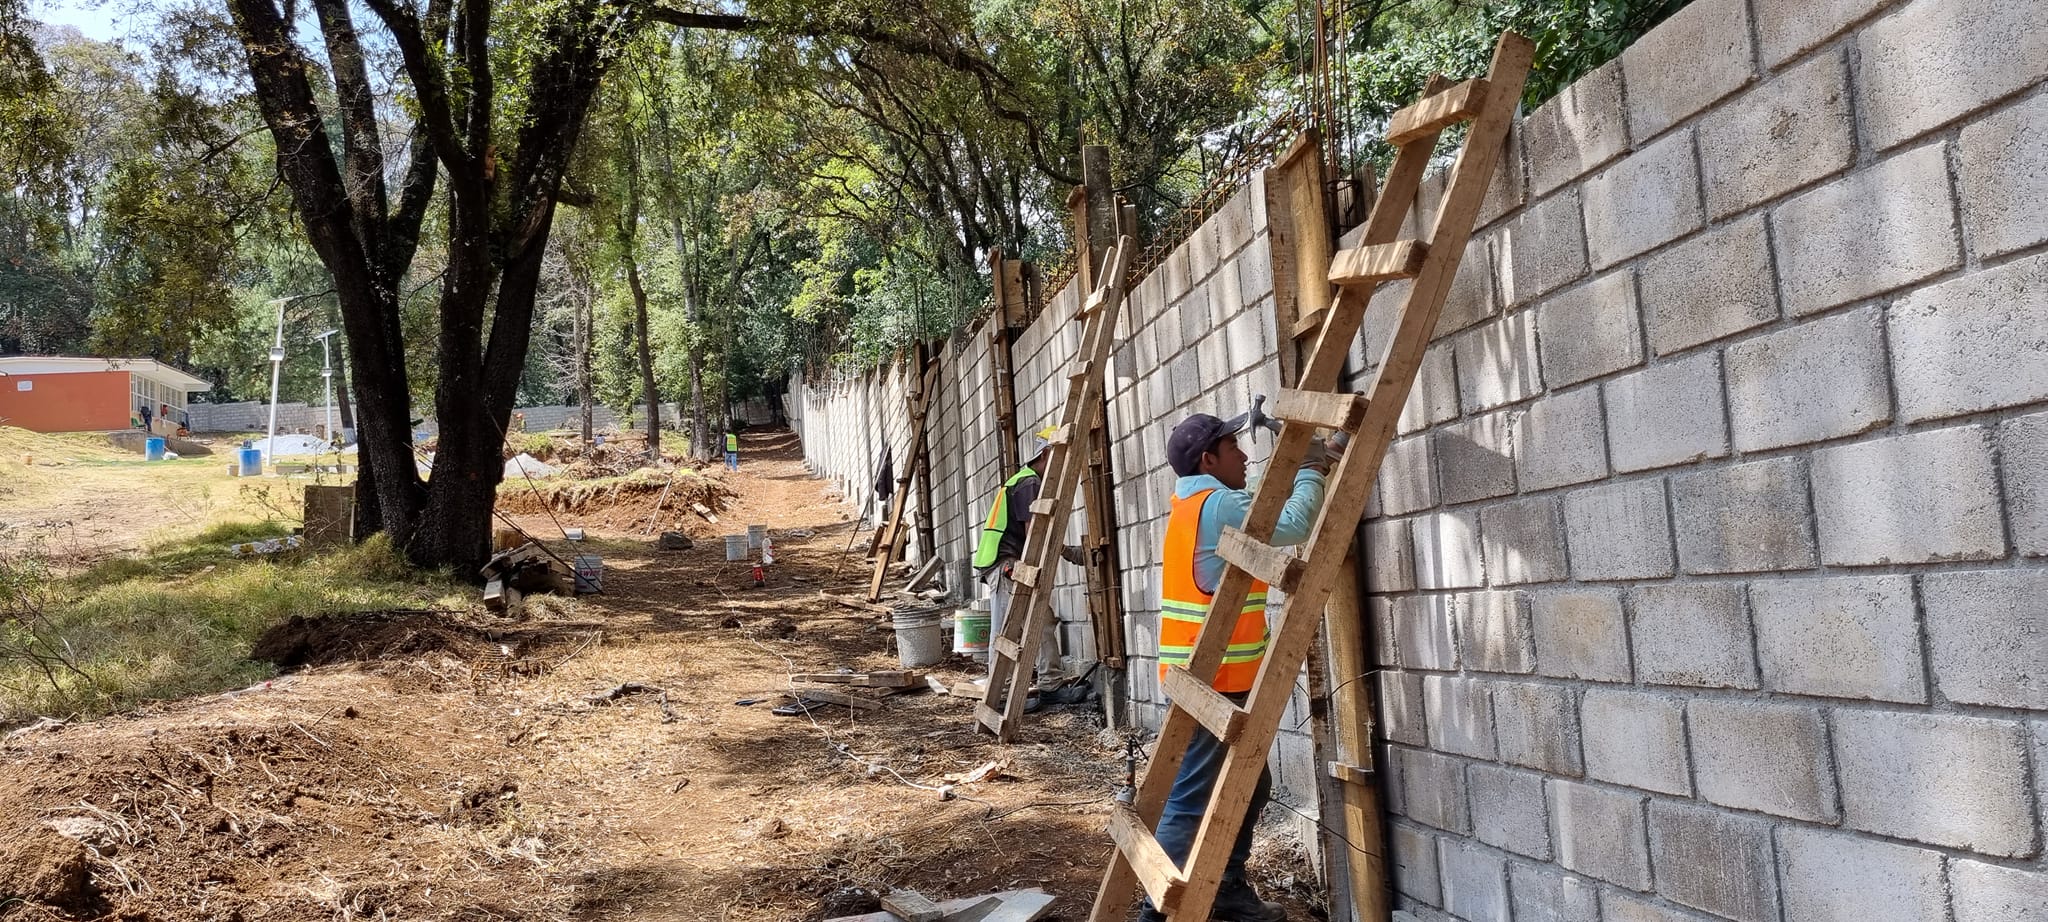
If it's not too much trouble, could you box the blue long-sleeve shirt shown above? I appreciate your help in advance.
[1173,469,1328,594]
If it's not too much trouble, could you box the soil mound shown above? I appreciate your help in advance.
[250,609,477,669]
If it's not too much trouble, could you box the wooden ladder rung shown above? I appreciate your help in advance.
[1046,424,1074,446]
[1067,361,1096,382]
[1161,666,1248,744]
[993,636,1023,660]
[1386,77,1489,146]
[1028,495,1065,516]
[1012,563,1041,588]
[1108,805,1188,912]
[1329,240,1428,287]
[1216,528,1304,593]
[1079,288,1110,316]
[1327,761,1376,787]
[1270,389,1369,431]
[974,703,1006,733]
[1291,308,1329,341]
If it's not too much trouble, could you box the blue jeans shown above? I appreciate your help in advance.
[725,450,738,470]
[1147,694,1272,912]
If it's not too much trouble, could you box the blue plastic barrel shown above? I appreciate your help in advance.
[237,447,262,476]
[144,437,166,461]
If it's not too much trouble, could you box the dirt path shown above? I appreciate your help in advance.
[0,428,1199,922]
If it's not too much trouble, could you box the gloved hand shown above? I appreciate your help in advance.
[1300,436,1331,474]
[1327,430,1351,455]
[1061,544,1087,566]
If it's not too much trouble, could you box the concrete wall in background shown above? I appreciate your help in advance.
[793,0,2048,916]
[187,400,778,438]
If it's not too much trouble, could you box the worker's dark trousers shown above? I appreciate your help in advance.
[1146,690,1272,912]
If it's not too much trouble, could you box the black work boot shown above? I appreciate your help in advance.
[1212,880,1288,922]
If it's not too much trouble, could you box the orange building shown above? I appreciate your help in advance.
[0,357,213,434]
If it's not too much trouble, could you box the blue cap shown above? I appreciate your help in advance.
[1167,412,1247,476]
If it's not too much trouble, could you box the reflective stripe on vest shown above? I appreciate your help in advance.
[1156,488,1269,693]
[725,434,738,451]
[972,466,1037,569]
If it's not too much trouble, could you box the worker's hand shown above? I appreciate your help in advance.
[1327,430,1351,456]
[1061,544,1087,566]
[1300,436,1330,475]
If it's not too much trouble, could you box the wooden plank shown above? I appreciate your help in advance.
[1215,527,1304,593]
[1045,424,1073,446]
[1010,563,1041,589]
[792,671,920,688]
[1026,495,1063,517]
[881,889,944,922]
[1269,388,1368,431]
[1106,805,1186,913]
[1160,666,1246,745]
[1385,77,1489,146]
[1328,239,1428,286]
[799,689,882,711]
[992,636,1023,661]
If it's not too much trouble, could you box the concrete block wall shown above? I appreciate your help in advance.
[787,2,2046,914]
[1367,1,2048,920]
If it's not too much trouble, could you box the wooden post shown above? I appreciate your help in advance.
[913,341,938,563]
[1075,145,1129,679]
[1266,129,1389,922]
[988,251,1023,475]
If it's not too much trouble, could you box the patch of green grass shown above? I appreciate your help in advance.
[0,530,471,726]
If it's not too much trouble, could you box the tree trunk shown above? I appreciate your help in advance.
[625,250,661,458]
[575,294,593,442]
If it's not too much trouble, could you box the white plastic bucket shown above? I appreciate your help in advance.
[573,554,602,593]
[724,535,748,561]
[746,524,767,549]
[892,607,946,668]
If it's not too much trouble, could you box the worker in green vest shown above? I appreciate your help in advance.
[972,426,1083,693]
[724,430,740,471]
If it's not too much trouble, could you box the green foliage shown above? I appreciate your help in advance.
[0,529,464,726]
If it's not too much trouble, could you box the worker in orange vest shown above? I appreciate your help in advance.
[1143,411,1335,922]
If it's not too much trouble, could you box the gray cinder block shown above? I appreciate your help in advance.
[1604,352,1730,473]
[1582,129,1705,269]
[1548,779,1650,889]
[1772,143,1960,316]
[1724,306,1891,452]
[1833,710,2038,857]
[1854,0,2048,151]
[1468,763,1552,859]
[1619,0,1754,140]
[1959,89,2048,259]
[1493,681,1582,776]
[1532,588,1632,683]
[1812,425,2007,565]
[1749,575,1926,703]
[1580,688,1691,796]
[1628,582,1760,689]
[1778,826,1947,922]
[1697,49,1856,219]
[1671,457,1818,574]
[1424,674,1497,759]
[1563,480,1675,582]
[1889,253,2048,423]
[1688,697,1840,821]
[1647,800,1780,922]
[1923,569,2048,710]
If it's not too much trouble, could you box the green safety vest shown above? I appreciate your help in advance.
[972,466,1037,568]
[725,433,738,452]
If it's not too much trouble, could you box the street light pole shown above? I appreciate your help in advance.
[315,329,339,448]
[265,297,289,474]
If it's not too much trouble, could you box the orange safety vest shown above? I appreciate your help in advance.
[1157,488,1269,693]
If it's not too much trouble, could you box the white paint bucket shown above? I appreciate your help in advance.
[747,524,767,549]
[892,607,947,668]
[724,535,748,561]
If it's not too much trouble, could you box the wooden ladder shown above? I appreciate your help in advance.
[867,358,942,601]
[1088,33,1532,922]
[976,236,1136,740]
